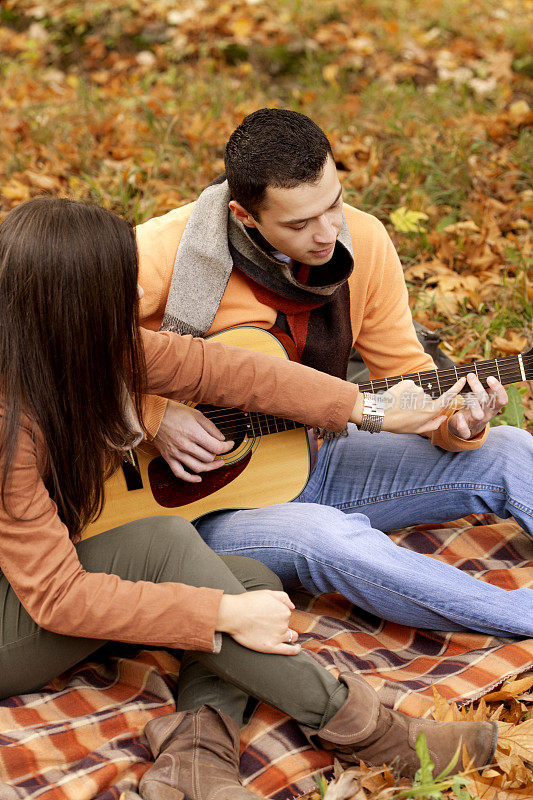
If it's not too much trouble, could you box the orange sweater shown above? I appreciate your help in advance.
[0,329,358,650]
[137,202,487,452]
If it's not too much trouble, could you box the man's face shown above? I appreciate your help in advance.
[230,155,343,267]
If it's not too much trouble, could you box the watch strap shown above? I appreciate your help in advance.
[360,392,385,434]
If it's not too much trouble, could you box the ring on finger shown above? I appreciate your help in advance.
[287,630,293,644]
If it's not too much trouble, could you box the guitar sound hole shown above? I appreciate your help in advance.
[195,404,250,452]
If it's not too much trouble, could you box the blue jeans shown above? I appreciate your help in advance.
[197,425,533,637]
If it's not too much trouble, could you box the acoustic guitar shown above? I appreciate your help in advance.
[82,326,532,539]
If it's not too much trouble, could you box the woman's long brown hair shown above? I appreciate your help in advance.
[0,197,146,537]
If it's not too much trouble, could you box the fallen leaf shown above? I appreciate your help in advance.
[484,674,533,703]
[492,332,528,355]
[2,178,31,202]
[390,206,428,233]
[323,63,340,85]
[432,289,460,317]
[24,170,61,191]
[323,770,364,799]
[443,219,480,234]
[231,16,253,40]
[497,718,533,763]
[509,100,531,122]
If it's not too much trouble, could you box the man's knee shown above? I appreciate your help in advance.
[221,555,283,592]
[483,425,532,475]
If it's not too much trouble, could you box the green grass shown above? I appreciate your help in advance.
[1,0,531,372]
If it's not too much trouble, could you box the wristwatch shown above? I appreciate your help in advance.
[360,392,386,434]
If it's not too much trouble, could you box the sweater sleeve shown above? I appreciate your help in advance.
[135,203,194,437]
[142,394,168,439]
[0,419,223,651]
[348,211,487,452]
[141,328,359,432]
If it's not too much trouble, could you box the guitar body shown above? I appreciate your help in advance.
[81,324,532,541]
[82,327,311,539]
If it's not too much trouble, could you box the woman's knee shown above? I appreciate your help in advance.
[77,515,205,580]
[221,555,283,592]
[144,515,200,546]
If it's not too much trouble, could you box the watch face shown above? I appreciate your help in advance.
[374,392,388,411]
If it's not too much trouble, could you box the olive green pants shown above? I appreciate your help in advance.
[0,517,347,729]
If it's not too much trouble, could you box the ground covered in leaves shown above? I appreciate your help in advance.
[1,0,531,426]
[1,1,532,796]
[305,674,533,800]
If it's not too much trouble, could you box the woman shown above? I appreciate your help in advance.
[0,197,496,800]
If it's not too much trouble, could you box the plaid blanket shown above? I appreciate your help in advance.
[1,514,532,800]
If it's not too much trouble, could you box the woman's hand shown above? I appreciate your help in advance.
[216,590,301,655]
[380,376,471,435]
[381,377,468,435]
[350,377,468,435]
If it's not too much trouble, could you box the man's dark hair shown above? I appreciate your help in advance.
[224,108,334,219]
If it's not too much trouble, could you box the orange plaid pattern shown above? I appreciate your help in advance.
[1,515,531,799]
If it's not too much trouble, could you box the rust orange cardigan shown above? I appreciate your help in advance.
[0,329,358,650]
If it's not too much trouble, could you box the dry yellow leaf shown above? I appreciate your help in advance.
[469,773,533,799]
[509,100,531,121]
[323,771,364,799]
[443,219,481,234]
[431,686,463,721]
[432,289,460,317]
[323,64,340,85]
[231,16,253,40]
[497,719,533,763]
[435,273,466,293]
[24,170,61,191]
[2,178,31,202]
[404,260,452,281]
[484,674,533,703]
[492,333,528,355]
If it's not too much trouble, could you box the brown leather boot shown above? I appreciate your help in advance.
[306,673,498,780]
[139,705,258,800]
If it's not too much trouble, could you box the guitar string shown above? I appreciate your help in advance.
[361,366,526,384]
[362,360,525,382]
[358,366,526,388]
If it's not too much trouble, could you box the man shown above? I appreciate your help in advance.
[137,108,533,637]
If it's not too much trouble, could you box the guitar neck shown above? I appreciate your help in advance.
[198,351,532,440]
[359,352,531,398]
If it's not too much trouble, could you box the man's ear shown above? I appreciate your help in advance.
[229,200,258,229]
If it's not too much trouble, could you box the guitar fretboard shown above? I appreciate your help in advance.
[197,350,532,437]
[359,352,531,398]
